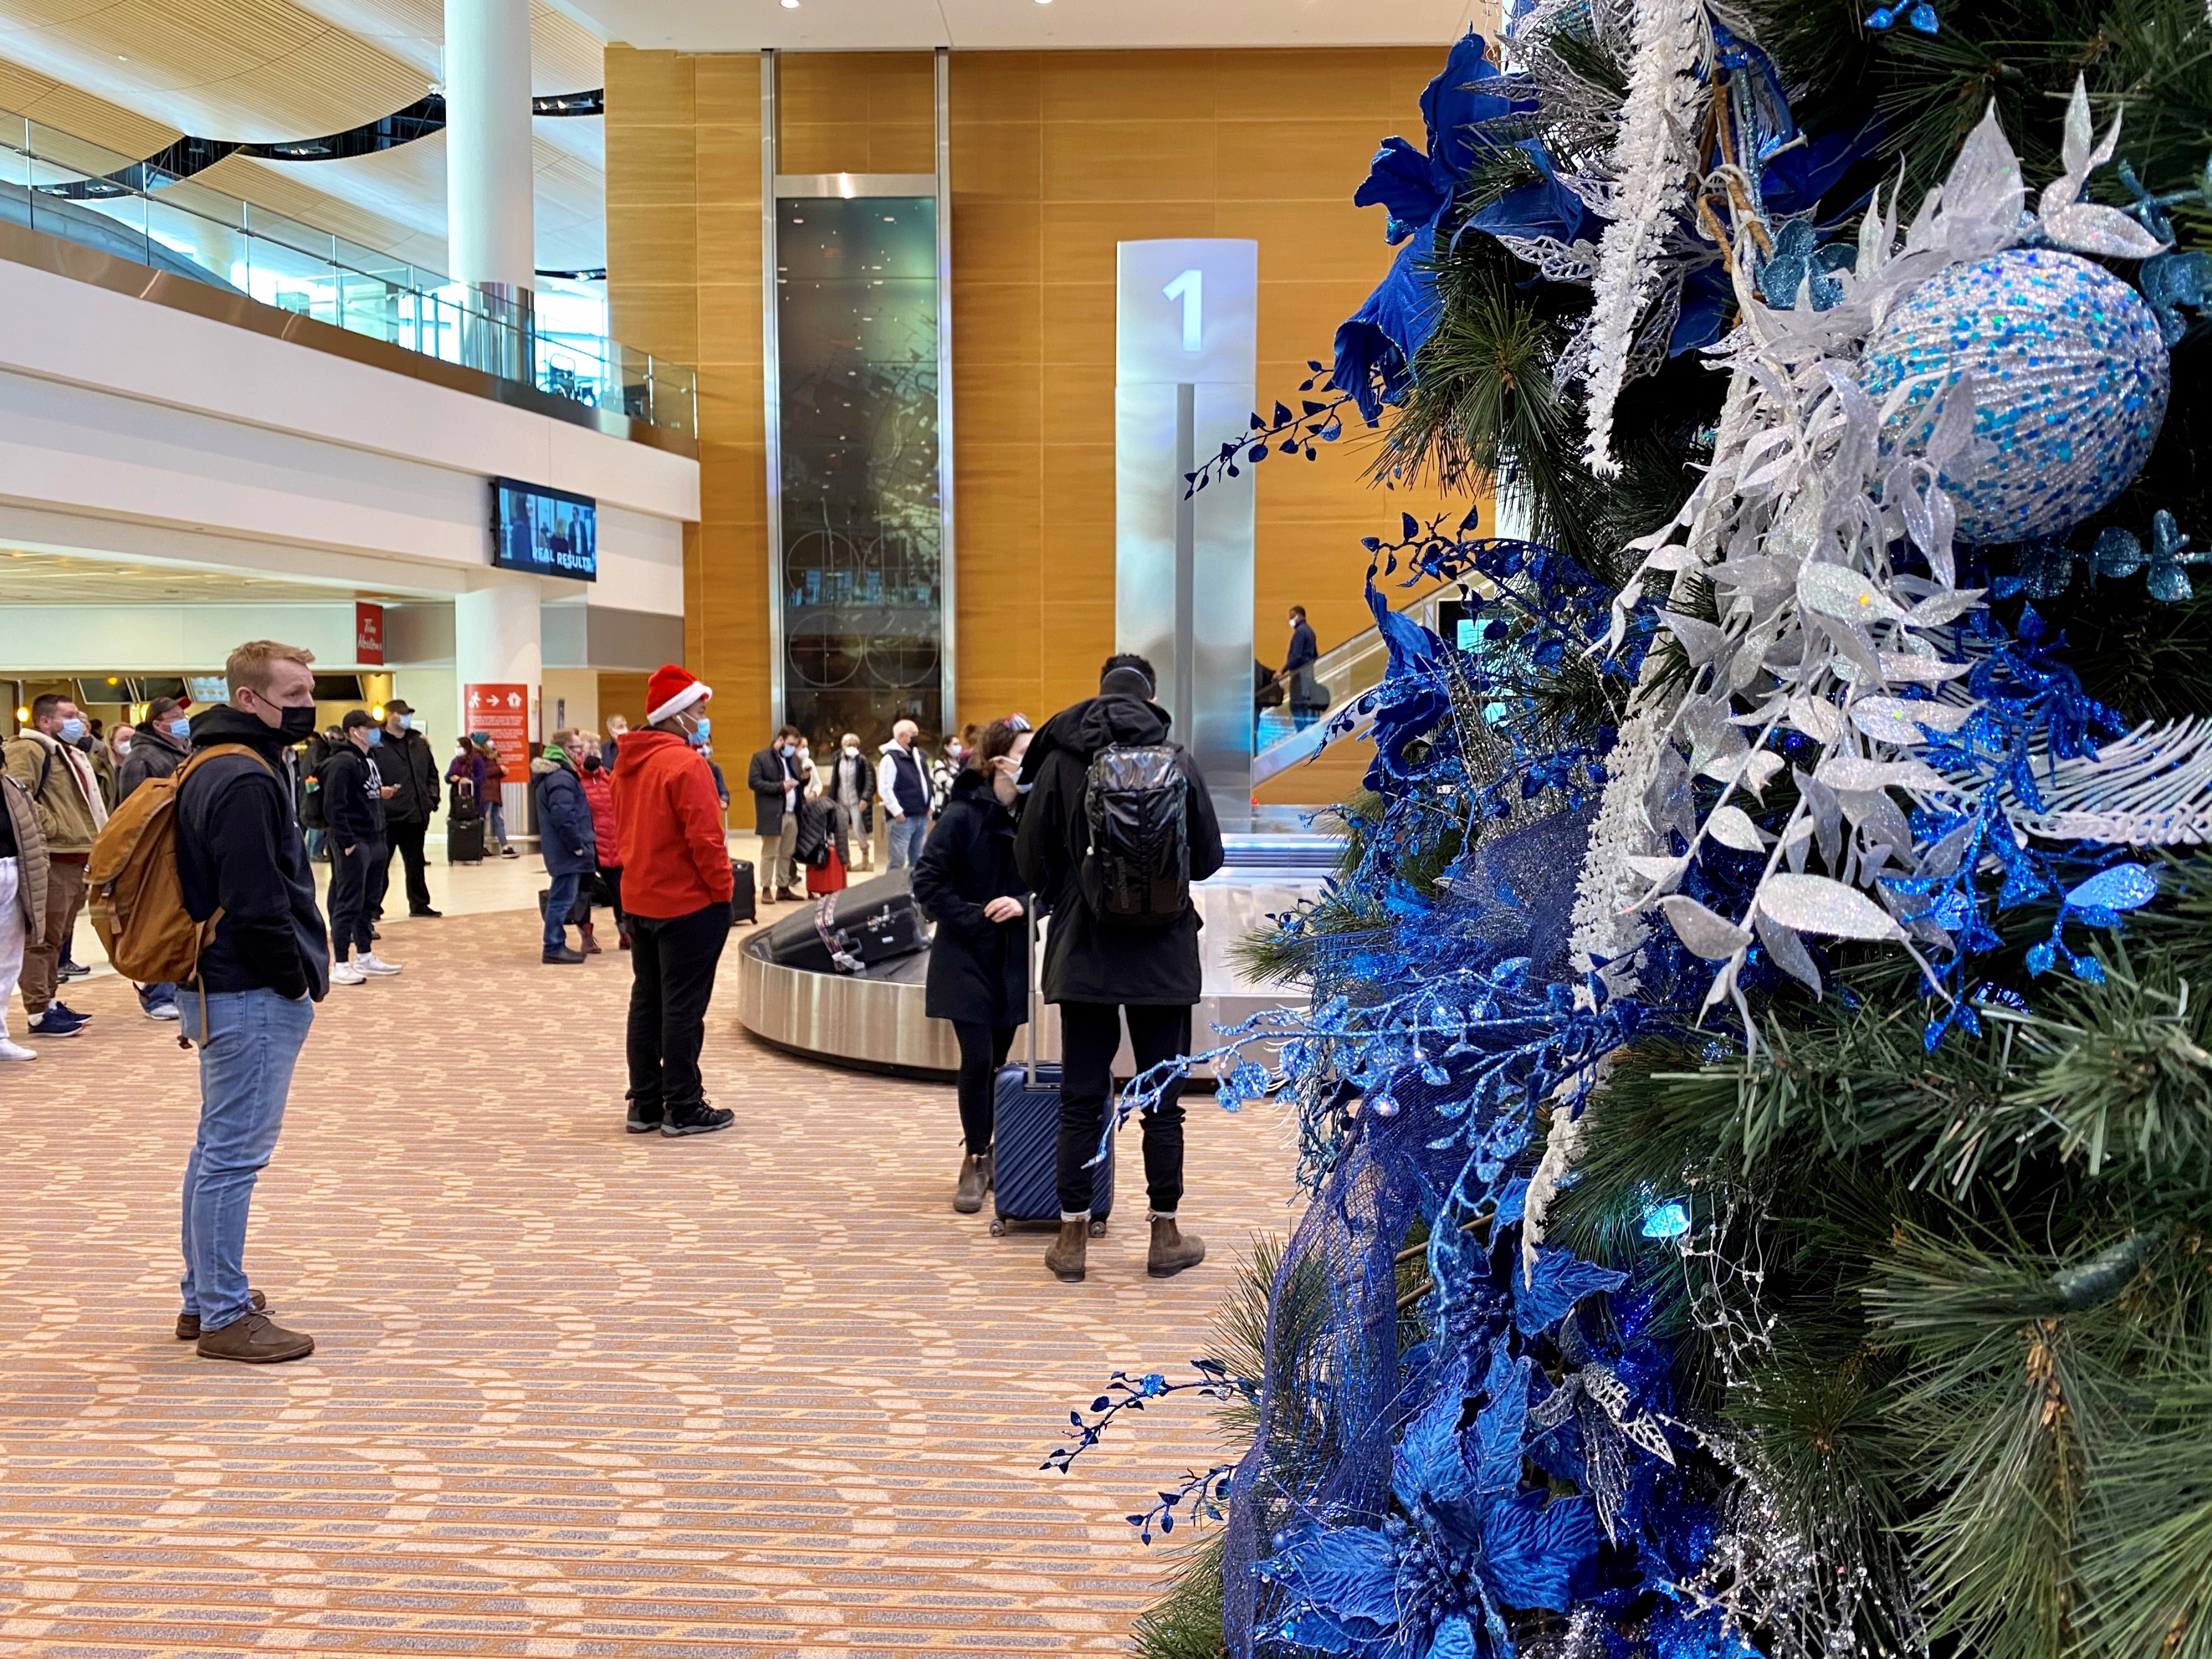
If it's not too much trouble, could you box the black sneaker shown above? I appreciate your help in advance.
[57,958,88,981]
[411,908,443,919]
[661,1102,734,1137]
[543,946,586,965]
[625,1104,665,1134]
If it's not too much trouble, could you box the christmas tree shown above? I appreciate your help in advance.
[1053,4,2212,1656]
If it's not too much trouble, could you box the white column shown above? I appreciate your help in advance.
[444,0,535,361]
[456,577,542,830]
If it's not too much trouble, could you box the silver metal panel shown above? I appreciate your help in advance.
[761,49,786,717]
[934,45,958,737]
[773,172,938,198]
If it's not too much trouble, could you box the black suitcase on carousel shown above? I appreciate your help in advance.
[730,858,756,926]
[990,899,1112,1236]
[759,869,926,973]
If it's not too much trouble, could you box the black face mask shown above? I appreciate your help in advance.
[275,705,318,743]
[583,755,602,772]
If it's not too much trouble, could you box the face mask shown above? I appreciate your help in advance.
[397,715,412,731]
[57,718,84,743]
[114,740,132,756]
[277,705,318,743]
[691,717,710,740]
[169,718,191,740]
[843,743,858,756]
[584,755,602,772]
[365,729,382,747]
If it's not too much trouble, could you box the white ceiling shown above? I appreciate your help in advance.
[0,548,409,605]
[556,0,1480,52]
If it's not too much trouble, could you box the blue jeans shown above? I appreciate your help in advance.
[544,871,581,952]
[177,988,315,1334]
[888,815,928,869]
[487,803,510,850]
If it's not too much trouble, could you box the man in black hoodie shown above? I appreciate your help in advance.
[173,640,332,1363]
[1015,652,1225,1285]
[369,699,442,918]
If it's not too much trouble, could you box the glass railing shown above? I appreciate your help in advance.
[0,113,696,437]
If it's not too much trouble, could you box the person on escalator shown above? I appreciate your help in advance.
[1015,653,1225,1285]
[913,715,1032,1215]
[1282,605,1325,729]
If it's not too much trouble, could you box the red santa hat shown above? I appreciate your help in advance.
[646,663,712,726]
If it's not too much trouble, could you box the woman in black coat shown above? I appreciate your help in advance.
[911,715,1032,1214]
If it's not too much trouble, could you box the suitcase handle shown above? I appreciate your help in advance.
[1025,893,1040,1088]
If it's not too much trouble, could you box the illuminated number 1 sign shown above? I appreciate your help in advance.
[1162,268,1202,351]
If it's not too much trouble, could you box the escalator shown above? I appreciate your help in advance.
[1253,588,1448,796]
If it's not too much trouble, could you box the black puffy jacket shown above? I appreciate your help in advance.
[913,769,1029,1027]
[1013,693,1224,1007]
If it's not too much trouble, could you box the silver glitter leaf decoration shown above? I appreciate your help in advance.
[1659,895,1753,961]
[1754,909,1823,997]
[2042,202,2169,260]
[1813,755,1959,795]
[1800,562,1908,627]
[1757,874,1905,941]
[1706,804,1768,852]
[1849,696,1976,743]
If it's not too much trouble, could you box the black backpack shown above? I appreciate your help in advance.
[1079,743,1190,927]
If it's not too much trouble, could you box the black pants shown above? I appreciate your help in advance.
[1056,1002,1190,1217]
[626,902,732,1115]
[951,1021,1018,1155]
[329,837,386,958]
[597,864,626,929]
[382,819,433,915]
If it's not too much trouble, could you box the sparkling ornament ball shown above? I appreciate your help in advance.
[1859,247,2169,545]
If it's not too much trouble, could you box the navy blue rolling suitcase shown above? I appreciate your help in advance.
[990,901,1112,1236]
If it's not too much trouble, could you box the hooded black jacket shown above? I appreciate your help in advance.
[914,767,1029,1026]
[1014,692,1225,1006]
[369,724,441,823]
[320,740,387,846]
[176,706,331,1002]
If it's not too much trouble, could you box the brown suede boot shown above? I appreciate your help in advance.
[175,1288,265,1341]
[1147,1215,1207,1278]
[1044,1218,1089,1282]
[195,1309,315,1363]
[579,920,602,955]
[952,1151,990,1214]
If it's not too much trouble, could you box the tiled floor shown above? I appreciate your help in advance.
[0,896,1301,1655]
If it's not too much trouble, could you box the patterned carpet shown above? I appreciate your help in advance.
[0,909,1301,1656]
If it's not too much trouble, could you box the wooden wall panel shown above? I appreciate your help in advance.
[608,41,1482,803]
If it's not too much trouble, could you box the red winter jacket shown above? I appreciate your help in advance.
[578,763,621,868]
[610,729,732,919]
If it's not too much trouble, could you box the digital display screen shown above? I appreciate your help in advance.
[490,478,597,581]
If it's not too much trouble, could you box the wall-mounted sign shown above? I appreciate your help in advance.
[490,479,597,581]
[1116,238,1258,831]
[355,601,385,665]
[464,681,531,767]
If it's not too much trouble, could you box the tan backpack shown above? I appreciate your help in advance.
[86,744,268,986]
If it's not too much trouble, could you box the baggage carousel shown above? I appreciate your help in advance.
[732,835,1338,1078]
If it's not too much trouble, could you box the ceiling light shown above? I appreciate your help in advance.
[780,0,799,8]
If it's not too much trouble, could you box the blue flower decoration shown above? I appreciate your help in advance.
[1754,218,1851,310]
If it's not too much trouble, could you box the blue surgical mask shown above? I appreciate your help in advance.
[57,717,84,743]
[365,729,382,747]
[692,717,710,740]
[397,714,412,731]
[689,728,708,748]
[168,717,190,740]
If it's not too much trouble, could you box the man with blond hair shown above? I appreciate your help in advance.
[171,640,331,1362]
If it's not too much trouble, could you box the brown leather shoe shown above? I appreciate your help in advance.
[1044,1218,1089,1282]
[195,1309,315,1363]
[1147,1216,1207,1278]
[579,920,602,955]
[175,1288,265,1340]
[953,1151,990,1214]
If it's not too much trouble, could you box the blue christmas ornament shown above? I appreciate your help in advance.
[1859,248,2170,544]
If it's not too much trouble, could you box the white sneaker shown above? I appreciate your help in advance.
[331,961,367,986]
[357,953,402,976]
[0,1038,34,1061]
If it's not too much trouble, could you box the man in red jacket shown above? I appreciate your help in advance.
[610,665,736,1137]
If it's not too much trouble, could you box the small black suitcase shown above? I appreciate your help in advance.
[759,869,925,973]
[447,817,485,864]
[731,858,756,926]
[992,900,1112,1236]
